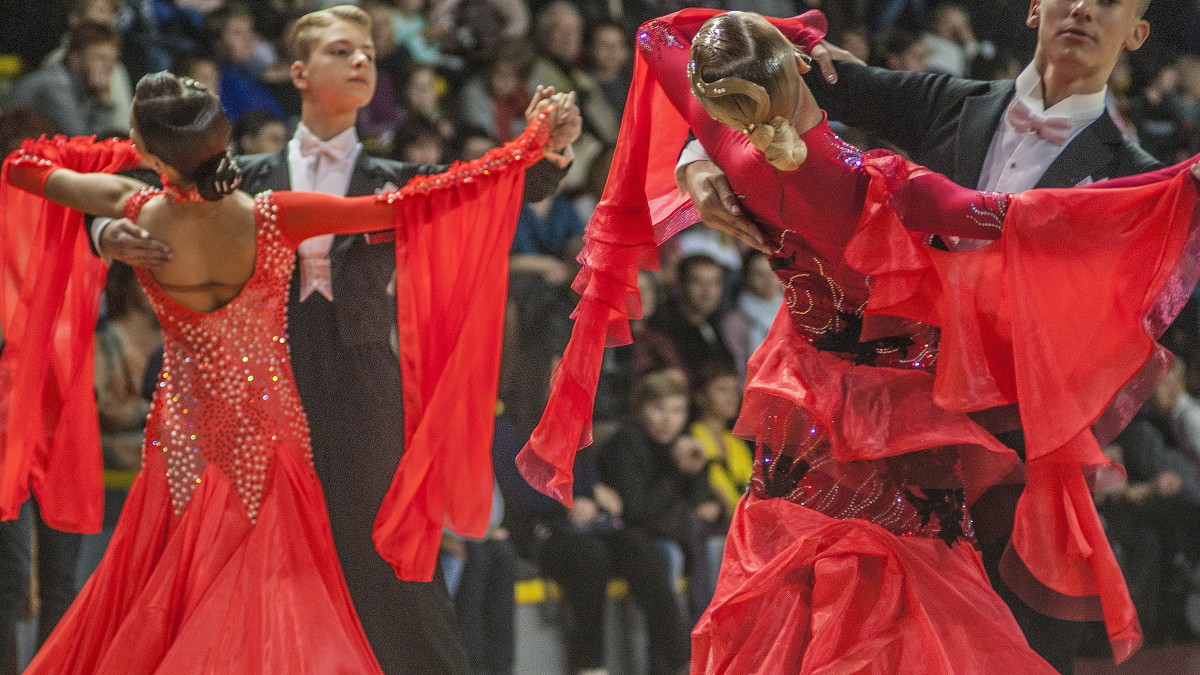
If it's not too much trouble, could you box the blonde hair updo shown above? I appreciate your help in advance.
[688,12,807,171]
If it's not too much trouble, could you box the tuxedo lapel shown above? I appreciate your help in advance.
[1035,113,1122,188]
[953,81,1012,189]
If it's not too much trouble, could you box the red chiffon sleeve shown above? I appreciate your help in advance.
[0,136,141,532]
[516,9,828,503]
[276,117,549,582]
[844,152,1200,662]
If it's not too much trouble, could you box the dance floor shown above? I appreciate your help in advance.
[1076,643,1200,674]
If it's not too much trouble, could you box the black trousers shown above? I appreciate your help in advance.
[456,539,516,675]
[978,431,1087,675]
[0,501,81,675]
[289,294,470,675]
[540,526,690,674]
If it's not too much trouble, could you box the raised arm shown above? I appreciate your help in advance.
[5,136,145,216]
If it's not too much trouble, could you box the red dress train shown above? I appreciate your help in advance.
[518,8,1200,673]
[0,117,548,672]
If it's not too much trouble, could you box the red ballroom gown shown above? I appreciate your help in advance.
[516,9,1200,674]
[0,115,548,673]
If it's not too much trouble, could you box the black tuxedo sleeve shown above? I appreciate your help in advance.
[805,62,991,159]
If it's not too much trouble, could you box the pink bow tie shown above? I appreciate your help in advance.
[299,134,355,162]
[1007,100,1073,146]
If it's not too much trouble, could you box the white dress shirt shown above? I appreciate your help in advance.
[290,123,363,301]
[976,63,1107,193]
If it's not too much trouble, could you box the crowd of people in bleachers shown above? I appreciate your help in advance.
[4,0,1200,673]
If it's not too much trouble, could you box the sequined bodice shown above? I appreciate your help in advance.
[129,191,310,521]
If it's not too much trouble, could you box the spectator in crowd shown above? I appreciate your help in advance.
[0,107,56,158]
[94,262,161,475]
[205,1,285,122]
[594,270,685,436]
[5,22,123,137]
[580,16,631,144]
[511,192,586,259]
[42,0,134,132]
[649,253,734,384]
[400,62,456,140]
[922,2,980,77]
[390,114,445,164]
[689,361,751,524]
[387,0,457,70]
[449,124,500,162]
[452,410,524,675]
[231,109,288,155]
[1128,59,1189,163]
[879,27,932,73]
[720,249,782,379]
[357,0,409,148]
[173,51,221,96]
[458,39,537,144]
[1174,55,1200,153]
[440,0,530,71]
[529,2,605,189]
[599,371,723,625]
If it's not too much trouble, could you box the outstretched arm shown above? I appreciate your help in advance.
[5,137,146,217]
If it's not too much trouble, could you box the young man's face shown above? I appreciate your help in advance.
[292,19,377,115]
[1030,0,1149,76]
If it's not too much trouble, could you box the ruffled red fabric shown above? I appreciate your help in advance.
[692,495,1058,674]
[517,7,829,505]
[378,118,549,580]
[844,152,1200,661]
[0,135,140,532]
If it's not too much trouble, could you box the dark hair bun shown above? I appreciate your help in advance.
[132,71,233,193]
[192,149,243,201]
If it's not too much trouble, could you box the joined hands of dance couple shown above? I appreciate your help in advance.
[518,6,1200,674]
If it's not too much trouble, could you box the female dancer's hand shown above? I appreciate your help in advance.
[676,159,768,253]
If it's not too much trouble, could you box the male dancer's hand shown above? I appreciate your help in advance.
[526,85,582,165]
[99,218,173,269]
[676,160,768,253]
[806,39,865,85]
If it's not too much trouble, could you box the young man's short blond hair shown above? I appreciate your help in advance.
[287,5,372,62]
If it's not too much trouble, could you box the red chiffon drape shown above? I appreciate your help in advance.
[0,136,140,532]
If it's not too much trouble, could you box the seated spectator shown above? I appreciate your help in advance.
[449,124,499,162]
[390,115,445,164]
[95,262,162,474]
[0,108,57,157]
[689,361,751,525]
[399,63,457,140]
[599,371,723,624]
[578,16,628,146]
[879,27,932,73]
[458,39,536,144]
[649,253,734,385]
[387,0,458,70]
[232,109,288,156]
[173,51,221,96]
[440,0,530,71]
[1129,60,1189,163]
[921,2,979,77]
[205,2,285,122]
[358,1,408,148]
[1100,412,1198,645]
[720,249,782,379]
[42,0,133,132]
[5,22,123,137]
[511,194,585,258]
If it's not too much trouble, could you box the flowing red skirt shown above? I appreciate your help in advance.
[26,448,381,674]
[692,495,1057,674]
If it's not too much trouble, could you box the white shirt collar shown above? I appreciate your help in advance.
[1012,63,1107,124]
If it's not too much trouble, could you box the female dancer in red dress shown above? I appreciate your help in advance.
[0,72,553,673]
[516,9,1200,674]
